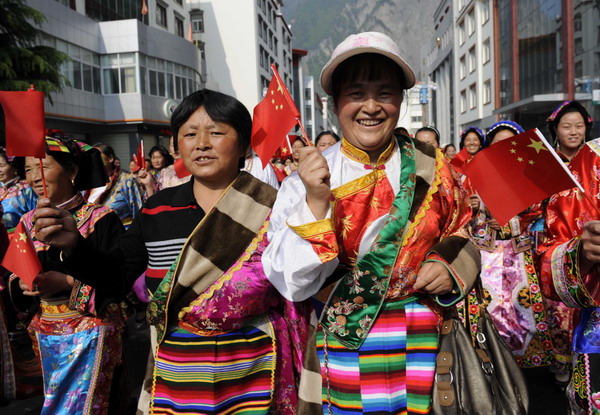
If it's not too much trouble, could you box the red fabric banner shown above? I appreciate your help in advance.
[0,91,46,158]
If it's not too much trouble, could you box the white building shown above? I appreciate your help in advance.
[190,0,294,111]
[28,0,204,164]
[454,0,495,133]
[397,86,425,136]
[425,0,457,146]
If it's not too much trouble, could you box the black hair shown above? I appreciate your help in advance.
[171,89,252,163]
[415,126,440,146]
[315,130,340,145]
[43,134,107,191]
[331,53,406,107]
[443,143,456,153]
[547,101,594,145]
[93,142,117,160]
[148,145,174,169]
[459,127,486,150]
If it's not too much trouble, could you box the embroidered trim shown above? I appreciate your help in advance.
[422,258,463,306]
[331,169,386,200]
[402,150,444,248]
[178,221,270,320]
[288,218,335,238]
[340,136,396,166]
[551,239,580,308]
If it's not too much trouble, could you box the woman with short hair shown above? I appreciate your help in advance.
[264,32,480,414]
[31,89,309,414]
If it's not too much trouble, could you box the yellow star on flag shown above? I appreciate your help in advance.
[517,157,524,162]
[18,232,27,243]
[271,99,275,104]
[510,149,516,154]
[511,141,517,146]
[527,139,547,154]
[528,160,535,165]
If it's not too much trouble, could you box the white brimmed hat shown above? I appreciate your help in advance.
[320,32,416,95]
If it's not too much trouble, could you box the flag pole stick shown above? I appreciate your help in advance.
[38,159,48,198]
[535,129,600,218]
[295,119,312,146]
[28,85,48,198]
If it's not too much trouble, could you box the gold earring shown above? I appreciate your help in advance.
[71,177,75,186]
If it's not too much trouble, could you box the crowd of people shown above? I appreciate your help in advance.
[0,31,598,415]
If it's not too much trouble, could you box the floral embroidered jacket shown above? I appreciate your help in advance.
[539,138,600,353]
[263,136,480,311]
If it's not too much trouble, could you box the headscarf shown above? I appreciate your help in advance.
[485,120,524,146]
[459,126,486,150]
[546,100,593,145]
[44,135,108,191]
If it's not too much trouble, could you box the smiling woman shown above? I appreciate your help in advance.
[12,136,126,415]
[263,32,481,414]
[29,89,311,415]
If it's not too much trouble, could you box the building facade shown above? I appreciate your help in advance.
[190,0,294,111]
[454,0,495,134]
[426,0,495,146]
[30,0,204,164]
[494,0,600,139]
[426,0,456,146]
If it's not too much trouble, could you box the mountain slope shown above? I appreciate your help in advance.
[283,0,438,88]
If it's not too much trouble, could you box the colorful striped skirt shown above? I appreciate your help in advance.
[317,298,439,415]
[151,325,276,414]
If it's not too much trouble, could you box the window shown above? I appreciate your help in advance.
[268,30,273,50]
[156,3,167,28]
[175,17,184,37]
[469,84,477,109]
[467,10,475,36]
[274,38,278,56]
[574,13,582,32]
[411,116,422,123]
[54,40,102,94]
[483,80,491,104]
[192,11,204,33]
[459,22,465,45]
[483,38,490,63]
[102,53,137,95]
[460,90,467,113]
[481,0,490,24]
[259,46,266,69]
[468,46,476,73]
[459,55,466,79]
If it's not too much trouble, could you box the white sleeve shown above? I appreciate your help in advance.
[262,174,339,301]
[262,163,280,190]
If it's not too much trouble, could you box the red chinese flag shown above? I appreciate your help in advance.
[449,147,472,174]
[1,222,42,290]
[274,136,293,159]
[251,66,300,168]
[463,128,580,225]
[174,158,191,178]
[0,91,46,158]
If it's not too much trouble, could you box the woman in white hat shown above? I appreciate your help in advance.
[263,32,480,413]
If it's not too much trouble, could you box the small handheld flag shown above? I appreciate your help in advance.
[463,128,582,225]
[251,66,304,167]
[1,222,42,290]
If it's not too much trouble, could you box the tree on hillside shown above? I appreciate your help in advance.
[0,0,68,100]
